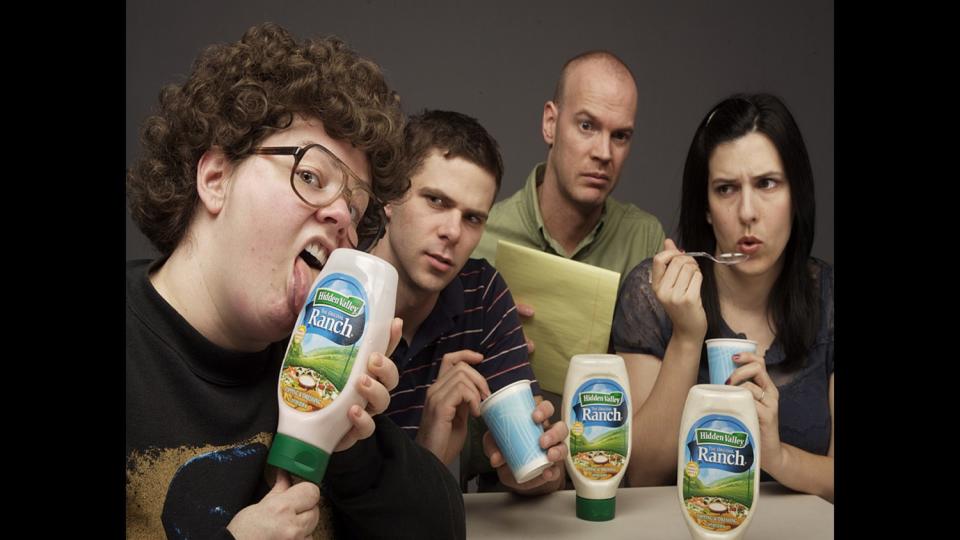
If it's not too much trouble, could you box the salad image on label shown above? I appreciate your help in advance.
[279,365,339,412]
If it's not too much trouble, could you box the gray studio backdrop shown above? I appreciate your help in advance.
[126,0,833,264]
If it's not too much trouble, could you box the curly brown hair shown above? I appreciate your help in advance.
[127,22,407,256]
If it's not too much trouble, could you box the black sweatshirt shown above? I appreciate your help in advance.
[126,259,464,539]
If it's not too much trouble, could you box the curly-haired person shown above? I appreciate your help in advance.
[126,23,464,540]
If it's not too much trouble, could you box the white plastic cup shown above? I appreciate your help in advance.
[705,338,757,385]
[480,380,551,483]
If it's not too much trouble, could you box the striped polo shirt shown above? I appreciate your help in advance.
[386,258,540,436]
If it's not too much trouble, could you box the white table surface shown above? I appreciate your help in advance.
[464,482,833,539]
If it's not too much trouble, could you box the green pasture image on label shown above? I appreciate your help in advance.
[279,273,368,412]
[682,414,756,532]
[568,379,629,481]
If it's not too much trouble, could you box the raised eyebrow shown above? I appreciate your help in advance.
[574,112,634,134]
[709,172,784,184]
[419,187,449,200]
[574,111,597,122]
[709,177,737,185]
[709,177,740,189]
[420,187,488,219]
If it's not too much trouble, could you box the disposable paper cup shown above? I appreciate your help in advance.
[480,380,551,483]
[705,339,758,385]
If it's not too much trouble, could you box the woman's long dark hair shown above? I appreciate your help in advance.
[678,94,818,371]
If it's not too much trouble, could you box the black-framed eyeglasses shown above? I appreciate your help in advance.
[252,144,386,252]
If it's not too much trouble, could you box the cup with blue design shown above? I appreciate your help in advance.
[479,379,551,483]
[705,338,758,385]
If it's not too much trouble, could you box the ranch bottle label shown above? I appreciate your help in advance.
[278,273,368,412]
[568,379,629,480]
[681,414,757,532]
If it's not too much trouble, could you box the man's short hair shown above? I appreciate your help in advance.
[402,110,503,195]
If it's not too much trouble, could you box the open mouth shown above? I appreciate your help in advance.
[736,236,762,254]
[299,243,329,270]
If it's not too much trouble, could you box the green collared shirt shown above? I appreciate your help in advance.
[473,163,665,286]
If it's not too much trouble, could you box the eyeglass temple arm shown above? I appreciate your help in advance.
[252,146,301,155]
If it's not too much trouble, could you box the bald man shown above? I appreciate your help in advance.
[472,51,665,407]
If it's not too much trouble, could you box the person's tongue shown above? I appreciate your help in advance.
[289,255,316,317]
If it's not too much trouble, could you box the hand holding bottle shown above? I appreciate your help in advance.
[334,317,403,451]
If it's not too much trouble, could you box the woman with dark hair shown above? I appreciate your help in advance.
[612,94,833,501]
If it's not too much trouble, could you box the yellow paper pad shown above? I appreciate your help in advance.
[494,240,621,394]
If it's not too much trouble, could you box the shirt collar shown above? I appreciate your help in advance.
[522,162,609,258]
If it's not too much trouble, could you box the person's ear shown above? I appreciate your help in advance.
[196,148,230,215]
[706,211,713,225]
[542,101,558,147]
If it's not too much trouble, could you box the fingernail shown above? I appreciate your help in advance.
[732,354,740,361]
[724,377,731,385]
[362,374,372,387]
[371,354,382,367]
[353,405,363,418]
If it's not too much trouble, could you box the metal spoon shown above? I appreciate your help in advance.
[648,252,750,283]
[684,251,750,265]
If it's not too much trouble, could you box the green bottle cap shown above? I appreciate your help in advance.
[576,495,616,521]
[267,432,330,484]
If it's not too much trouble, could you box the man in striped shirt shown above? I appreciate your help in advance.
[372,110,568,495]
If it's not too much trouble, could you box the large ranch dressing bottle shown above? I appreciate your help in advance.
[562,354,632,521]
[267,248,397,484]
[678,384,760,539]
